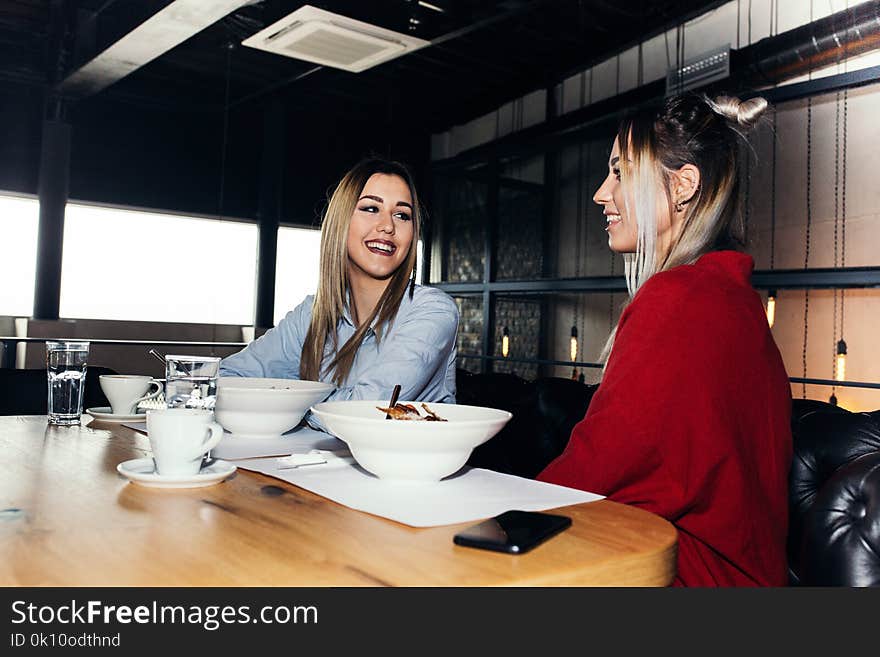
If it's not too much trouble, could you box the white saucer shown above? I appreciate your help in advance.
[87,407,147,423]
[116,458,236,488]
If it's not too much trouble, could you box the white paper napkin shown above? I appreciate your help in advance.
[236,455,603,528]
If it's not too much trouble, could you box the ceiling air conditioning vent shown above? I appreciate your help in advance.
[241,5,430,73]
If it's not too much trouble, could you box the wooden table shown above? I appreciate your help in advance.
[0,416,677,586]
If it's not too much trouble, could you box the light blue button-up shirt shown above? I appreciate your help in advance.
[220,285,459,425]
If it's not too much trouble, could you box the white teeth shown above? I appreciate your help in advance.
[366,241,394,253]
[606,214,622,224]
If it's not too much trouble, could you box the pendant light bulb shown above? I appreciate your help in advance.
[570,325,578,363]
[835,339,847,382]
[766,290,776,328]
[502,326,510,358]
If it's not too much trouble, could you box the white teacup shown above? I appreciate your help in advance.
[100,375,163,415]
[146,408,223,477]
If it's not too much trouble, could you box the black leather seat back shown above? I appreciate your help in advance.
[460,370,597,478]
[0,367,117,415]
[801,451,880,586]
[789,399,880,585]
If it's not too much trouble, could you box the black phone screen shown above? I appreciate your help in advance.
[452,510,572,554]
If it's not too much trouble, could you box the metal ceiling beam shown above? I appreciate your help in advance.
[432,266,880,296]
[58,0,255,99]
[427,0,554,48]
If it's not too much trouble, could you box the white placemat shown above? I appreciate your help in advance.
[236,455,603,528]
[121,422,345,460]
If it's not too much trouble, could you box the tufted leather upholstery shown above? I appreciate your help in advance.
[459,370,880,587]
[788,399,880,586]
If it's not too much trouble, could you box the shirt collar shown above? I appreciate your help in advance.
[340,285,416,332]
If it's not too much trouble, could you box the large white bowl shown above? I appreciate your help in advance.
[309,400,512,482]
[214,377,335,439]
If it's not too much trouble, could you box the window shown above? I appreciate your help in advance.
[60,203,258,324]
[274,226,322,325]
[0,194,39,317]
[273,227,424,326]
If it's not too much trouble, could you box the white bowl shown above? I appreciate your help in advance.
[214,377,335,439]
[309,400,512,482]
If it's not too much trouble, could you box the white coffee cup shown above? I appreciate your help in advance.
[146,408,223,477]
[100,375,163,415]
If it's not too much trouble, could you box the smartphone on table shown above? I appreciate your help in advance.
[453,510,572,554]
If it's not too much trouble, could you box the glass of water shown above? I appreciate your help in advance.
[165,355,221,410]
[46,341,90,425]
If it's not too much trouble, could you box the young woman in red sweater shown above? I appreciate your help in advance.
[537,93,793,586]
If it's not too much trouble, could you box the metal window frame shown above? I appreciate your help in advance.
[431,61,880,390]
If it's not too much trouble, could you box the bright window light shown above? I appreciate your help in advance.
[0,195,39,317]
[60,203,258,324]
[272,229,424,326]
[274,226,322,326]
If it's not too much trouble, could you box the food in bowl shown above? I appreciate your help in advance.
[376,402,447,421]
[310,401,512,482]
[214,377,335,439]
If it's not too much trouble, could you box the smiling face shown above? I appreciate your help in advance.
[593,137,638,253]
[346,173,414,284]
[594,135,687,256]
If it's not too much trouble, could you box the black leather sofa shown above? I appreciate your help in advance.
[459,369,880,587]
[0,367,116,415]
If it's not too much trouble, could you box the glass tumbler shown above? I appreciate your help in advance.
[46,341,90,425]
[165,355,221,410]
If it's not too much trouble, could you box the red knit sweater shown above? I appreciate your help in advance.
[537,251,792,586]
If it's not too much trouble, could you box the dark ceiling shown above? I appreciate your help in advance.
[2,0,726,134]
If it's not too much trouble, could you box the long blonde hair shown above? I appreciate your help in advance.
[300,158,421,385]
[603,93,768,360]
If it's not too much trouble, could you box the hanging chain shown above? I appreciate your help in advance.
[575,74,584,284]
[679,25,686,94]
[802,97,813,398]
[581,130,591,364]
[747,0,752,45]
[575,138,583,351]
[637,42,644,86]
[832,91,841,390]
[736,0,741,49]
[770,109,777,269]
[773,0,779,37]
[615,51,620,96]
[571,76,583,372]
[804,98,812,271]
[841,88,848,337]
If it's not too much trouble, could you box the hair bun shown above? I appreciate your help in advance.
[707,95,768,129]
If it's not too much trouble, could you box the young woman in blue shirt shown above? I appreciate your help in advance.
[220,158,459,412]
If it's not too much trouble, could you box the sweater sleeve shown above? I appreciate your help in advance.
[537,272,728,522]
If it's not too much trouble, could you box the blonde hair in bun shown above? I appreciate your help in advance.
[707,95,768,130]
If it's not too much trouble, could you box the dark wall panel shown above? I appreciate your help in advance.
[280,110,431,227]
[0,83,430,227]
[67,97,260,219]
[0,83,43,196]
